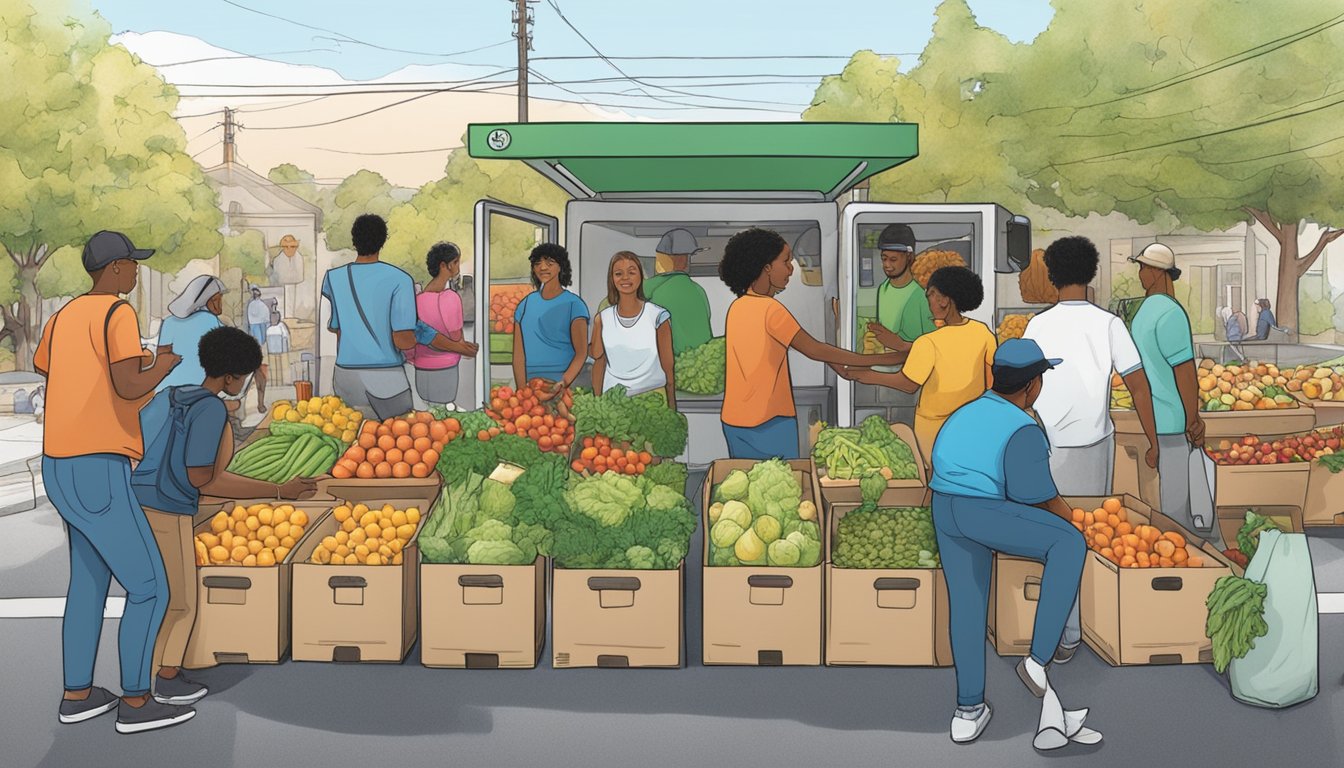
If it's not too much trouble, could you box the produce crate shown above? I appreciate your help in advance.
[986,555,1043,658]
[807,422,927,506]
[1304,462,1344,527]
[489,332,513,366]
[1216,505,1303,547]
[421,557,547,669]
[1212,461,1310,516]
[701,459,824,666]
[183,499,334,669]
[551,562,684,668]
[1293,392,1344,428]
[825,494,950,667]
[289,497,430,663]
[315,475,443,502]
[1072,495,1235,666]
[1198,406,1316,439]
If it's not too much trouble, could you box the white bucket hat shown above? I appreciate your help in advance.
[168,275,226,319]
[1129,242,1181,279]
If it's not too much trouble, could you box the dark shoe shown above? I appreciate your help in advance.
[115,698,196,734]
[58,687,119,724]
[1053,643,1080,665]
[1017,657,1048,699]
[153,674,208,705]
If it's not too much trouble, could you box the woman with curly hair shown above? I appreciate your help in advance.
[513,243,590,398]
[839,265,998,467]
[718,228,904,460]
[408,242,468,409]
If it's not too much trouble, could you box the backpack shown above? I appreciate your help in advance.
[135,386,219,509]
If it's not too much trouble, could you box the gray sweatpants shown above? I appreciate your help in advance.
[1046,436,1116,649]
[1157,433,1221,549]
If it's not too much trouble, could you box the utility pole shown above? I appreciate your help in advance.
[513,0,534,122]
[223,107,237,166]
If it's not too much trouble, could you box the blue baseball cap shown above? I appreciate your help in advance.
[994,338,1062,370]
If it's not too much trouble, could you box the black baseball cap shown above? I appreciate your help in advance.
[82,230,154,273]
[878,223,916,253]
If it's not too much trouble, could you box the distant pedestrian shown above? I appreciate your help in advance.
[1253,298,1277,340]
[156,275,226,392]
[32,385,45,425]
[246,288,269,347]
[34,230,194,734]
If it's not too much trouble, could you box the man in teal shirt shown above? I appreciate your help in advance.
[1127,243,1219,546]
[866,224,937,352]
[644,228,713,355]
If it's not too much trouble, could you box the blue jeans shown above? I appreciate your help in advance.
[43,455,169,697]
[722,415,800,460]
[249,323,267,347]
[931,492,1085,707]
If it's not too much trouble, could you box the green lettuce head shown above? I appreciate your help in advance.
[710,519,745,549]
[767,538,801,566]
[716,469,750,503]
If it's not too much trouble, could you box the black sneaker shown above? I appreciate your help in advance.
[58,687,119,724]
[115,698,196,734]
[153,674,208,705]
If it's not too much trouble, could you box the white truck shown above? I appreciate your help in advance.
[465,122,1032,465]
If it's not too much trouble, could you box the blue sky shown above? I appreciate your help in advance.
[92,0,1054,117]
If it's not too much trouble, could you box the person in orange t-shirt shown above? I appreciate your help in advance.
[35,231,197,735]
[719,228,904,460]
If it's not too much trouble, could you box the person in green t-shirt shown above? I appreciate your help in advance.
[643,228,714,355]
[866,223,937,352]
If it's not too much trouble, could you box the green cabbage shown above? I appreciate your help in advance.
[467,539,529,565]
[625,545,656,569]
[754,515,782,544]
[479,479,516,520]
[566,473,644,527]
[767,538,801,566]
[711,519,745,549]
[464,519,512,543]
[716,469,750,502]
[746,459,802,523]
[720,500,752,529]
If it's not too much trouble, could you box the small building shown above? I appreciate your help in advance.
[0,372,44,415]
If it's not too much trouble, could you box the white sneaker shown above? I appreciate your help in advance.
[950,703,992,744]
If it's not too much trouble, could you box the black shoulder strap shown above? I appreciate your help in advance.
[46,298,130,370]
[345,265,378,338]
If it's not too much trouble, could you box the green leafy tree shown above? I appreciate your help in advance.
[804,1,1027,207]
[998,0,1344,333]
[266,163,332,212]
[385,148,567,281]
[221,230,267,283]
[0,0,222,368]
[323,170,399,253]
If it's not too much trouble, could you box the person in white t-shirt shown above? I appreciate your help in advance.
[1022,236,1158,663]
[590,251,676,407]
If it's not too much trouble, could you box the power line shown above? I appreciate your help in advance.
[140,48,341,67]
[1015,10,1344,117]
[1055,93,1344,166]
[186,123,222,142]
[308,145,463,156]
[531,54,920,61]
[217,0,513,60]
[1202,132,1344,166]
[191,141,222,160]
[530,69,801,113]
[171,68,520,89]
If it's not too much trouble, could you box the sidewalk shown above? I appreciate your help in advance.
[0,417,43,516]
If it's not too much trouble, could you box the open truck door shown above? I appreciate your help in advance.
[838,203,1030,428]
[472,200,560,408]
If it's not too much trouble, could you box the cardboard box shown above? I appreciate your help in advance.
[289,498,427,663]
[1293,392,1344,428]
[315,475,443,504]
[183,499,334,669]
[702,459,824,666]
[986,555,1043,658]
[1304,462,1344,526]
[824,496,950,667]
[1216,504,1303,546]
[1072,495,1234,666]
[1212,461,1310,513]
[1111,411,1159,504]
[551,563,684,668]
[1198,407,1316,439]
[808,422,927,506]
[421,557,547,669]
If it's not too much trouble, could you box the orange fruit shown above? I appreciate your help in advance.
[356,463,376,479]
[430,422,448,441]
[417,411,434,424]
[411,462,432,478]
[375,434,395,452]
[1102,498,1123,515]
[396,435,414,452]
[413,436,432,453]
[410,422,430,439]
[422,449,439,467]
[366,447,386,465]
[392,462,412,478]
[375,462,393,479]
[403,449,421,466]
[392,420,412,437]
[345,446,366,463]
[357,433,376,450]
[385,448,404,464]
[332,465,353,479]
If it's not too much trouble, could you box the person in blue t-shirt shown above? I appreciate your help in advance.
[155,276,226,392]
[512,243,590,398]
[321,215,478,419]
[132,327,317,709]
[927,338,1097,750]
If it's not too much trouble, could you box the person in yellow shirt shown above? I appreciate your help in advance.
[719,228,904,459]
[839,266,997,466]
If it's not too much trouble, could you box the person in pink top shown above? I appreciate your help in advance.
[408,243,474,408]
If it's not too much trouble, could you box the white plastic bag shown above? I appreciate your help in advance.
[1228,529,1318,708]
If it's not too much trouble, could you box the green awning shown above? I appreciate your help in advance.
[467,122,919,200]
